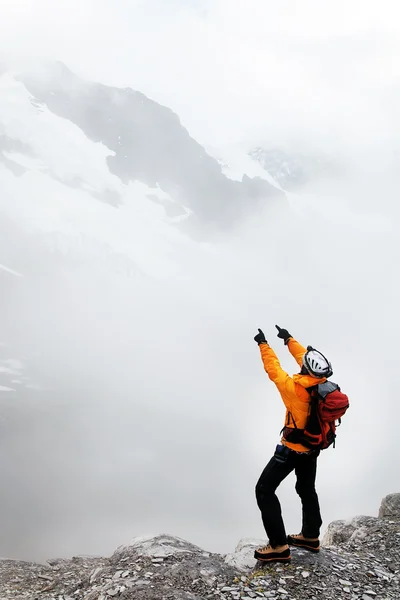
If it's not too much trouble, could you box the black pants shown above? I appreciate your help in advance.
[255,449,322,547]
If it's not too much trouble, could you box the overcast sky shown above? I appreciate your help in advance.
[1,0,400,149]
[0,0,400,562]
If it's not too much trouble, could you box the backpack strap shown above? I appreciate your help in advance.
[285,385,317,430]
[286,411,297,428]
[306,384,318,395]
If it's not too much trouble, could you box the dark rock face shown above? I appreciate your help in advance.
[18,63,284,226]
[0,494,399,599]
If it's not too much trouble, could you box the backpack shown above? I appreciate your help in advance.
[282,381,349,450]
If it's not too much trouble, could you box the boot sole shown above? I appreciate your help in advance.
[288,542,320,553]
[254,550,291,563]
[256,556,291,564]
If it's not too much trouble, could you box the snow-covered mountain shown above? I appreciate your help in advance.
[0,63,287,279]
[2,62,283,227]
[0,62,287,402]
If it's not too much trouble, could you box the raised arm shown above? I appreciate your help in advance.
[275,325,306,368]
[259,343,293,406]
[287,338,307,368]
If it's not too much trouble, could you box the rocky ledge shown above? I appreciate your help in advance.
[0,494,399,600]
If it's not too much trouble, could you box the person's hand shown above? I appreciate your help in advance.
[275,325,292,345]
[254,329,267,345]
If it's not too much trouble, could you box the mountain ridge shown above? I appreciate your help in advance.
[0,493,398,599]
[15,61,284,225]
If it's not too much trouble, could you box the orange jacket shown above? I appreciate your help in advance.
[259,338,326,452]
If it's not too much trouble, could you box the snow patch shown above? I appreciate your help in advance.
[0,73,120,195]
[205,143,284,191]
[2,152,46,172]
[0,359,24,373]
[0,74,201,281]
[0,263,22,277]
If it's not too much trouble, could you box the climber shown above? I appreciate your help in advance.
[253,325,333,563]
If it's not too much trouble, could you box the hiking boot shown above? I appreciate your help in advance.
[254,544,291,563]
[287,533,320,553]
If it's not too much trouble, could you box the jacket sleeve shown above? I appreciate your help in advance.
[259,344,294,407]
[287,338,307,368]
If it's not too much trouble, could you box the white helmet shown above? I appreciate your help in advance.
[302,346,333,378]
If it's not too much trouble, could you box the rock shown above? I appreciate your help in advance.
[113,569,124,579]
[111,533,204,563]
[224,538,266,571]
[378,493,400,519]
[0,495,399,599]
[322,515,380,546]
[90,566,105,583]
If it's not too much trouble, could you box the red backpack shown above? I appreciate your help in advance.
[283,381,349,450]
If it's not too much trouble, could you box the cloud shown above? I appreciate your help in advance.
[1,161,400,560]
[1,0,400,148]
[1,0,400,562]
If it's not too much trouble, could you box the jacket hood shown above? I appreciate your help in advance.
[292,373,326,389]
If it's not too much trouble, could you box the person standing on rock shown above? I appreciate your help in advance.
[253,325,333,563]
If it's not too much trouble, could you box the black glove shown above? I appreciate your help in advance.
[275,325,292,345]
[254,328,267,345]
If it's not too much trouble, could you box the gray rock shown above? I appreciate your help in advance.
[378,493,400,519]
[323,516,377,547]
[111,533,204,562]
[224,538,266,571]
[0,495,399,599]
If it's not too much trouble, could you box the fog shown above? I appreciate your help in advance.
[0,0,400,563]
[2,0,400,150]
